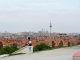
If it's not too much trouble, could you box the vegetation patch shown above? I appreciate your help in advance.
[33,43,52,52]
[58,41,63,48]
[0,45,19,55]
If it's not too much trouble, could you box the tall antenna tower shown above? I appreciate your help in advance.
[49,20,52,37]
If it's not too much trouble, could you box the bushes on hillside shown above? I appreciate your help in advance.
[33,43,52,52]
[0,45,19,55]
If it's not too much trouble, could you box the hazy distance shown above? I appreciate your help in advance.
[0,0,80,33]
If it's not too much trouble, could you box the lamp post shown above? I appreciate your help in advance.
[49,20,52,37]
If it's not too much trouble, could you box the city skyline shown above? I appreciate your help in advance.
[0,0,80,33]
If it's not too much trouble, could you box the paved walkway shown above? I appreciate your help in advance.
[0,45,80,60]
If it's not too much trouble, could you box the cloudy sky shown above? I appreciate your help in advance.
[0,0,80,33]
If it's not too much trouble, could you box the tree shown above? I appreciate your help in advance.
[0,42,3,48]
[52,41,55,48]
[68,42,70,47]
[12,43,17,48]
[58,41,63,48]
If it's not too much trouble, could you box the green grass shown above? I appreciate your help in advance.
[0,46,19,55]
[33,43,53,52]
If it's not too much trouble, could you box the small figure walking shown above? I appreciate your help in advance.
[28,37,33,53]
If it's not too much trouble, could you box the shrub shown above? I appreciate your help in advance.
[58,41,63,48]
[68,42,70,47]
[52,41,55,48]
[0,45,19,55]
[12,43,18,48]
[33,43,52,52]
[0,42,3,48]
[77,42,80,45]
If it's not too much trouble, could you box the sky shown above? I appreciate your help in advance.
[0,0,80,33]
